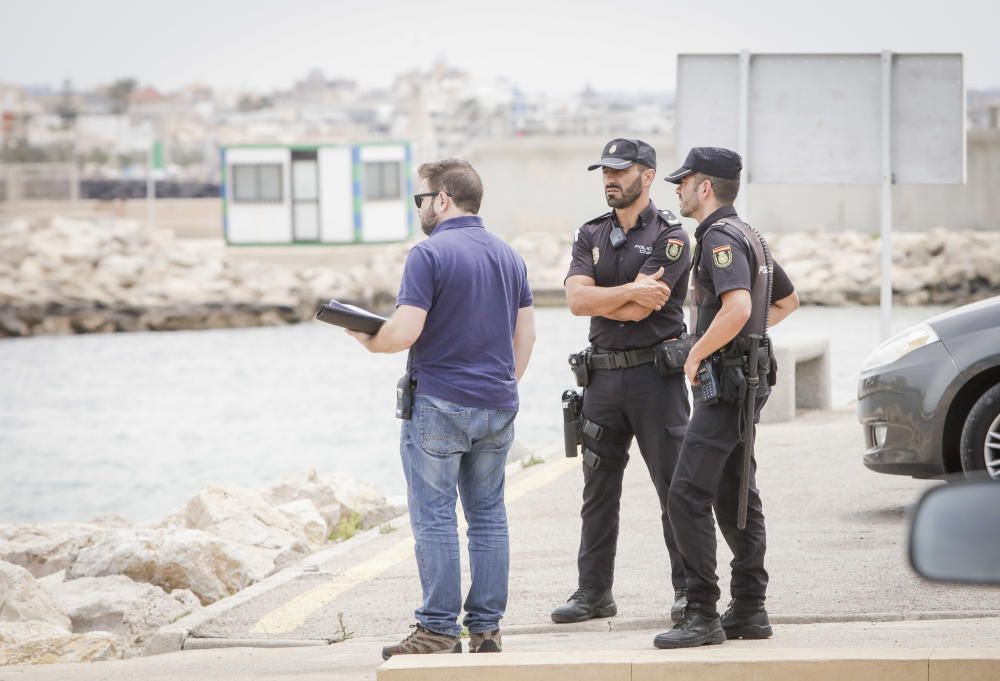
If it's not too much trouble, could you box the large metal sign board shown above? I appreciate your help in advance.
[676,53,965,184]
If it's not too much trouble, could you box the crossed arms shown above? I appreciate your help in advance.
[565,267,672,323]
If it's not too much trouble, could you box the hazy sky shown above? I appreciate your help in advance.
[3,0,998,94]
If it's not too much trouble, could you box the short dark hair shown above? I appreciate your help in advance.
[418,159,484,214]
[695,172,740,205]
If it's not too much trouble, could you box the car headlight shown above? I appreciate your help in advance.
[862,324,940,372]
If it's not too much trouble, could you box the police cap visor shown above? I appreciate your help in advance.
[588,138,656,171]
[665,147,742,183]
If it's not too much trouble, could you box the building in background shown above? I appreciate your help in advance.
[222,142,412,245]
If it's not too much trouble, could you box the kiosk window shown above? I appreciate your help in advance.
[232,164,283,203]
[364,161,402,201]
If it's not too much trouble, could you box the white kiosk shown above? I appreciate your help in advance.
[221,142,413,245]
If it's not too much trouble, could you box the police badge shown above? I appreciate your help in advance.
[666,238,684,261]
[592,247,600,265]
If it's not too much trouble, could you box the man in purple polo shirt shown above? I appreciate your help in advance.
[348,159,535,659]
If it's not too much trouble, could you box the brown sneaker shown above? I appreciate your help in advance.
[469,629,502,653]
[381,624,462,660]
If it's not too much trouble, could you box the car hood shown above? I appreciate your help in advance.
[925,295,1000,337]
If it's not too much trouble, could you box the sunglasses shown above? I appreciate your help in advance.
[413,191,452,209]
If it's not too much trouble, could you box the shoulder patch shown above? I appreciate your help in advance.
[592,246,601,265]
[712,244,733,269]
[660,209,682,227]
[666,238,685,261]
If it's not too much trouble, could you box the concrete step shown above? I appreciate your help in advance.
[378,647,1000,681]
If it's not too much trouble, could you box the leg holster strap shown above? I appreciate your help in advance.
[581,418,631,446]
[582,447,629,472]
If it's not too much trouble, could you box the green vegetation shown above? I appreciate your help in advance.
[460,626,469,639]
[521,454,545,469]
[335,611,354,642]
[329,511,363,542]
[379,523,396,534]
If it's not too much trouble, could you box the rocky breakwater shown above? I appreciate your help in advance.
[0,471,403,665]
[4,216,998,339]
[0,216,407,338]
[509,228,1000,306]
[768,229,1000,306]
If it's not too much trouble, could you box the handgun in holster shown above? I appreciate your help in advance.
[562,389,583,457]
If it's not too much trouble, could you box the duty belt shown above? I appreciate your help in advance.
[589,347,656,370]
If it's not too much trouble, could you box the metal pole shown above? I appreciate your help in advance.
[737,49,751,219]
[146,144,155,230]
[880,50,893,340]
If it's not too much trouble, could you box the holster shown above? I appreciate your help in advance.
[395,371,415,420]
[562,389,584,457]
[714,337,774,403]
[568,349,591,388]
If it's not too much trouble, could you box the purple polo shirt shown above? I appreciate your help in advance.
[396,215,533,411]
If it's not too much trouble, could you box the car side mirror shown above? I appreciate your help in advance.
[909,481,1000,584]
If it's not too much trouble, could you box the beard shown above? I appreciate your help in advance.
[605,172,643,209]
[678,192,698,218]
[419,209,438,236]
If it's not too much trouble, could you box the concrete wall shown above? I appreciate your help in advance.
[466,135,675,238]
[0,198,222,238]
[467,130,1000,236]
[5,130,998,241]
[747,130,1000,233]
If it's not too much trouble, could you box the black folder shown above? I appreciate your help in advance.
[315,299,387,335]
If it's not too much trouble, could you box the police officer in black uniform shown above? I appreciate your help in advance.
[553,139,693,625]
[653,147,799,649]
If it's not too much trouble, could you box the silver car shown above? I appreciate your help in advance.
[858,296,1000,480]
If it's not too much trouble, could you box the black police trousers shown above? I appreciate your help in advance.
[667,388,770,614]
[577,362,690,593]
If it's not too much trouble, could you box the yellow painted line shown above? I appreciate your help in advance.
[251,454,579,634]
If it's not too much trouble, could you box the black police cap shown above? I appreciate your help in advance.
[664,147,742,183]
[588,138,657,171]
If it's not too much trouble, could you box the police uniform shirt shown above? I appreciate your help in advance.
[566,200,690,350]
[694,205,794,308]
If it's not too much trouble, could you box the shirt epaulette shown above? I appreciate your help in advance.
[582,211,612,227]
[659,209,682,227]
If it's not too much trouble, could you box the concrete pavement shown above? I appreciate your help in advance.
[6,409,1000,679]
[5,618,1000,680]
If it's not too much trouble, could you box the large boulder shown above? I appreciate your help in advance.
[0,621,70,647]
[0,561,71,630]
[0,523,107,578]
[65,528,264,605]
[262,470,403,532]
[169,485,307,550]
[95,253,145,289]
[0,623,124,665]
[0,218,30,266]
[275,499,328,547]
[43,575,196,652]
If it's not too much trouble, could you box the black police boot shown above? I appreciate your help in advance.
[652,604,726,649]
[721,599,772,639]
[670,587,688,623]
[550,588,617,624]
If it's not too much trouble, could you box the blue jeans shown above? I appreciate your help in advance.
[400,392,516,636]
